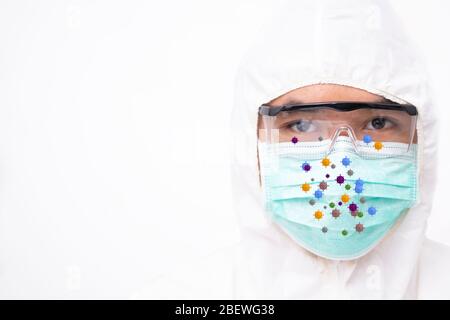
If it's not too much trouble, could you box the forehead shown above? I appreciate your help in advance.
[267,84,386,106]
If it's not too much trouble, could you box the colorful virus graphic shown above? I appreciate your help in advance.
[341,156,351,167]
[355,223,364,233]
[368,206,377,216]
[336,175,345,185]
[332,209,341,218]
[301,183,311,192]
[363,134,372,144]
[321,157,331,167]
[302,162,311,172]
[318,136,324,141]
[374,141,383,151]
[314,190,323,199]
[291,136,298,144]
[292,151,376,236]
[319,181,328,191]
[341,194,350,203]
[348,203,358,212]
[314,210,324,220]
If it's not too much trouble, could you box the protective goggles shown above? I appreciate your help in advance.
[258,101,418,158]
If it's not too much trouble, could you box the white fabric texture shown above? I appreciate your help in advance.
[135,0,450,299]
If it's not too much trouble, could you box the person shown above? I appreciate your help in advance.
[134,0,450,299]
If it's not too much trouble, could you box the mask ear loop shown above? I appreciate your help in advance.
[326,126,359,157]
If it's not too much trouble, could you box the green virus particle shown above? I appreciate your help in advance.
[357,211,364,218]
[329,202,335,208]
[342,230,348,236]
[345,184,351,190]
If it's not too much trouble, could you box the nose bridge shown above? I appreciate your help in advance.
[332,125,355,140]
[327,125,358,155]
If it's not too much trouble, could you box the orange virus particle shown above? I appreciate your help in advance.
[374,141,383,151]
[321,157,331,167]
[341,194,350,203]
[314,210,324,220]
[301,183,311,192]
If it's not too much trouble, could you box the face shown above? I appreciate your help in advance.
[257,84,417,144]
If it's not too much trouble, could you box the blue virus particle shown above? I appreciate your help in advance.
[355,178,364,186]
[354,184,364,194]
[368,206,377,216]
[314,190,323,199]
[341,156,351,167]
[302,162,311,172]
[363,134,373,144]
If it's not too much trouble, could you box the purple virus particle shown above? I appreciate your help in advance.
[302,162,311,172]
[368,207,377,216]
[336,175,345,185]
[291,136,298,144]
[325,174,330,178]
[348,203,358,212]
[338,201,343,206]
[355,223,364,233]
[341,156,351,167]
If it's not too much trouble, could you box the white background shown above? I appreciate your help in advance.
[0,0,449,298]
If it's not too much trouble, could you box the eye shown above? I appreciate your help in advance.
[365,117,394,130]
[289,120,316,133]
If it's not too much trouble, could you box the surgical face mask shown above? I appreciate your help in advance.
[257,102,419,260]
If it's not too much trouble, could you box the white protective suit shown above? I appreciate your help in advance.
[135,0,450,299]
